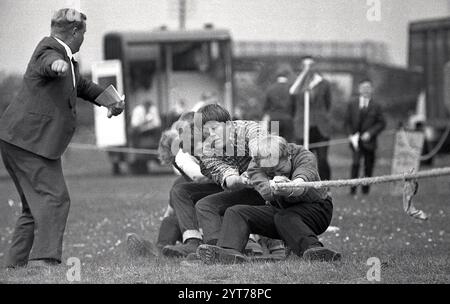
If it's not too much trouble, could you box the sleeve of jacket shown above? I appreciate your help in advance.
[247,160,275,201]
[323,81,332,112]
[344,101,353,135]
[175,151,203,180]
[77,77,104,106]
[199,156,239,188]
[367,104,386,138]
[290,146,320,183]
[285,146,322,199]
[35,47,65,78]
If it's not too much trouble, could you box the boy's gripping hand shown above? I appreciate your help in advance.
[224,175,251,191]
[271,176,306,198]
[192,176,212,184]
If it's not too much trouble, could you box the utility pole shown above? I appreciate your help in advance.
[179,0,186,30]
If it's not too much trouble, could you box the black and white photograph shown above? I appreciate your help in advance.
[0,0,449,291]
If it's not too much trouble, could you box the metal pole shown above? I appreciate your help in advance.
[304,90,310,150]
[179,0,186,30]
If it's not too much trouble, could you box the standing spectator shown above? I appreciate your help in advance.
[0,8,123,269]
[345,78,386,196]
[262,64,296,142]
[130,99,161,138]
[292,56,332,181]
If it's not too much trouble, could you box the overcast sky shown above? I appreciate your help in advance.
[0,0,449,74]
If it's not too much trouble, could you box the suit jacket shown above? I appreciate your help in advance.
[293,76,332,139]
[263,80,295,121]
[345,97,386,151]
[0,36,104,160]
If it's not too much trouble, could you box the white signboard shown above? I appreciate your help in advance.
[91,60,126,148]
[391,130,424,195]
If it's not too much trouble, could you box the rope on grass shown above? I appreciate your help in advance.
[276,167,450,221]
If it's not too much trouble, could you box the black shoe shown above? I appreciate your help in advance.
[303,247,341,262]
[126,233,158,258]
[162,239,201,258]
[197,244,249,265]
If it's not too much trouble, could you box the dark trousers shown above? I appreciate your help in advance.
[195,188,266,244]
[170,182,223,236]
[0,140,70,266]
[217,198,333,256]
[269,118,294,143]
[156,215,181,248]
[155,176,186,247]
[298,126,331,180]
[350,145,376,194]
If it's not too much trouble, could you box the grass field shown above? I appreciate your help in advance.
[0,128,449,284]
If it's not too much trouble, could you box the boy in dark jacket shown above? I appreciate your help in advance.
[197,135,341,264]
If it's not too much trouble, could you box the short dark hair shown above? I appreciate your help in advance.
[197,104,231,124]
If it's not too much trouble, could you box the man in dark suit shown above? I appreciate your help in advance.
[262,64,295,142]
[345,79,386,195]
[0,8,123,268]
[292,57,332,181]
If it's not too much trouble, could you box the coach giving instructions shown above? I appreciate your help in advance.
[0,8,124,268]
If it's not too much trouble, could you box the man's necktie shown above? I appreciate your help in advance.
[70,58,76,88]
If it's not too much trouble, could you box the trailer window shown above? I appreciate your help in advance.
[172,42,211,72]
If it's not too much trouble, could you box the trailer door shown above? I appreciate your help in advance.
[91,60,127,148]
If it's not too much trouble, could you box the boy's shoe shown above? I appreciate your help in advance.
[197,244,249,265]
[244,240,264,256]
[162,239,201,258]
[126,233,158,258]
[267,239,287,259]
[303,246,341,262]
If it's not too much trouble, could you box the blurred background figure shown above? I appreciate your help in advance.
[345,78,386,196]
[130,99,161,146]
[262,63,295,142]
[292,56,333,180]
[166,98,187,128]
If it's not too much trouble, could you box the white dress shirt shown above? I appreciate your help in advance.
[53,37,76,88]
[359,96,370,110]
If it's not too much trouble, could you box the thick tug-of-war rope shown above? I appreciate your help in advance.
[276,167,450,221]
